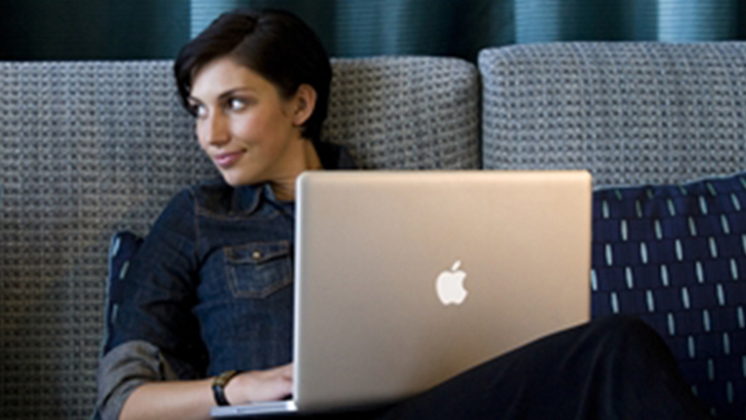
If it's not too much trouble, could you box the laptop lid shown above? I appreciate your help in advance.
[292,170,592,412]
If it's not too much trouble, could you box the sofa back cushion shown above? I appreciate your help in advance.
[326,57,480,169]
[0,57,478,420]
[479,42,746,188]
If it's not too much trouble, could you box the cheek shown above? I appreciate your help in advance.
[230,118,257,140]
[232,111,282,142]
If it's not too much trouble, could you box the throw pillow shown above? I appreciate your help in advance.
[593,173,746,419]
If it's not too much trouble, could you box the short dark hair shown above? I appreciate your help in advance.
[174,9,332,144]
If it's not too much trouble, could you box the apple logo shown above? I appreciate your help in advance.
[436,260,468,305]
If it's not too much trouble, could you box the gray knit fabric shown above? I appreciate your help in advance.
[0,61,207,420]
[326,57,479,169]
[480,42,746,188]
[0,57,479,419]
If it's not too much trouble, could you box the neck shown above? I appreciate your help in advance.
[271,140,322,201]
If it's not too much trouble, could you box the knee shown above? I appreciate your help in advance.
[585,315,667,355]
[590,314,651,332]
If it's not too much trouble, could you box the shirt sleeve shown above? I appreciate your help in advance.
[96,188,209,419]
[96,340,178,420]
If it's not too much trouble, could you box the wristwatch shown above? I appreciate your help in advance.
[212,370,240,406]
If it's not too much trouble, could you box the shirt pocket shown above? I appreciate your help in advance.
[224,241,292,299]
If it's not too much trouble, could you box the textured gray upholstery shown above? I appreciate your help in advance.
[0,57,479,419]
[480,42,746,188]
[327,57,480,169]
[0,61,203,420]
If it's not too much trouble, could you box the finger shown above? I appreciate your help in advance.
[268,363,293,380]
[267,375,293,401]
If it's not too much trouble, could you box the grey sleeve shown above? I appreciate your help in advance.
[96,340,178,420]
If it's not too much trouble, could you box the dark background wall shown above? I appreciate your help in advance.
[0,1,190,60]
[1,0,745,61]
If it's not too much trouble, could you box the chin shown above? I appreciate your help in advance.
[223,176,252,187]
[223,178,242,187]
[220,170,262,187]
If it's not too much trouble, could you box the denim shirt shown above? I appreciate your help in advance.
[96,143,356,419]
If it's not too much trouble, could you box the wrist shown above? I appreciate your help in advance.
[223,371,250,406]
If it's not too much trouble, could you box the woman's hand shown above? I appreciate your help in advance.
[225,363,294,405]
[118,364,294,420]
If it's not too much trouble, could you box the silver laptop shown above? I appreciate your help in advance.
[211,170,592,417]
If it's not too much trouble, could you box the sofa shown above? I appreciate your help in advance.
[1,42,744,419]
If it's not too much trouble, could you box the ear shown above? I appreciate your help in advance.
[292,84,318,127]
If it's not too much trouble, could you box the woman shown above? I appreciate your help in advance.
[96,9,711,420]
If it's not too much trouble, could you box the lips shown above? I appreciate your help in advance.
[213,151,244,168]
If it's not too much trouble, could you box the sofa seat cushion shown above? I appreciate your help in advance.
[592,173,746,419]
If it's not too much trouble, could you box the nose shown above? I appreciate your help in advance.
[199,111,230,146]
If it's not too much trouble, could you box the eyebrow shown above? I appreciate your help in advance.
[188,87,257,103]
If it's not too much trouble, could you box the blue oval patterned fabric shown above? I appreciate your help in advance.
[593,173,746,419]
[103,231,144,355]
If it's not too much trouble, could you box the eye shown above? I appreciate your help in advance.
[189,103,207,118]
[228,98,247,111]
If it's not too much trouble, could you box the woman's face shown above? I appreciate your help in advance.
[188,56,309,187]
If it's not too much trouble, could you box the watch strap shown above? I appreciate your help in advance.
[212,370,240,406]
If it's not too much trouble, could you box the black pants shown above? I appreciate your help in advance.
[283,316,712,420]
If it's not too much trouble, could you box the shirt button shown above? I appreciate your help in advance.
[252,250,262,261]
